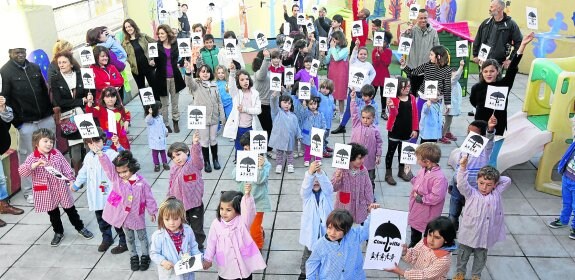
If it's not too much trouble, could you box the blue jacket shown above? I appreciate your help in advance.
[294,99,326,146]
[150,224,201,280]
[311,88,336,130]
[299,171,334,249]
[558,141,575,175]
[419,102,442,140]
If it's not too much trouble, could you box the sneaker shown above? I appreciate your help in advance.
[98,242,112,252]
[304,161,310,167]
[570,229,575,240]
[548,218,567,229]
[298,151,304,157]
[154,165,160,172]
[287,164,295,173]
[78,228,94,240]
[438,137,451,144]
[325,146,333,153]
[130,255,140,271]
[445,132,458,141]
[275,165,283,174]
[452,272,465,280]
[323,151,333,158]
[162,163,170,171]
[25,194,34,204]
[140,255,151,271]
[298,273,307,280]
[111,244,128,254]
[51,233,64,246]
[381,112,388,120]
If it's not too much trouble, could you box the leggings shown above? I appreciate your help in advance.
[375,86,387,113]
[152,149,168,165]
[124,227,149,257]
[385,138,405,169]
[276,150,294,166]
[443,115,453,135]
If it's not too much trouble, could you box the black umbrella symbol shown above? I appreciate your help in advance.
[80,49,92,60]
[458,43,467,54]
[319,39,326,49]
[253,134,266,147]
[142,91,153,102]
[467,134,484,150]
[179,41,189,49]
[375,35,383,45]
[150,45,157,50]
[271,76,281,88]
[403,145,416,158]
[336,149,348,161]
[353,23,361,34]
[285,40,292,48]
[160,10,167,18]
[353,72,365,84]
[300,85,310,93]
[401,41,411,52]
[312,62,319,69]
[375,221,402,252]
[479,47,488,58]
[257,33,266,46]
[286,71,293,78]
[312,134,322,148]
[226,42,235,54]
[79,120,94,133]
[411,6,418,12]
[193,36,202,44]
[240,157,256,172]
[189,109,203,122]
[384,82,396,95]
[208,2,215,11]
[298,15,305,21]
[528,11,536,24]
[426,84,437,96]
[490,91,506,105]
[82,72,92,79]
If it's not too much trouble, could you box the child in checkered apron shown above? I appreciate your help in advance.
[18,128,94,247]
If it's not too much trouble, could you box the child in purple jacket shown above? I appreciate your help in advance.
[294,55,319,88]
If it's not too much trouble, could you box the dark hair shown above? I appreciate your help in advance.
[156,24,176,44]
[32,128,56,148]
[309,96,321,106]
[418,8,428,13]
[270,50,281,59]
[430,45,449,67]
[325,209,354,236]
[469,120,488,135]
[294,39,307,50]
[357,47,369,56]
[181,3,188,8]
[383,30,393,45]
[291,4,299,11]
[100,87,124,110]
[303,55,313,63]
[252,49,265,72]
[332,14,343,23]
[479,59,503,83]
[396,77,410,97]
[349,142,368,161]
[191,23,206,35]
[122,19,141,40]
[168,142,189,158]
[361,105,376,118]
[278,95,294,112]
[92,45,110,66]
[216,191,244,221]
[112,150,141,173]
[196,64,215,80]
[239,131,251,147]
[330,31,347,48]
[235,70,254,89]
[477,165,501,183]
[86,27,106,46]
[372,19,382,27]
[83,126,107,145]
[145,101,161,118]
[360,84,376,98]
[203,33,215,42]
[424,216,456,247]
[52,51,81,71]
[223,31,239,45]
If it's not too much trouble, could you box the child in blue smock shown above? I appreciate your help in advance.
[269,91,301,174]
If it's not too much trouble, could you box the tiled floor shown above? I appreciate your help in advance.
[1,73,574,279]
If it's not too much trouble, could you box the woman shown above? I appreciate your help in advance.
[47,40,73,86]
[50,51,89,175]
[91,46,124,103]
[122,19,157,100]
[87,27,127,102]
[153,24,185,133]
[323,30,349,116]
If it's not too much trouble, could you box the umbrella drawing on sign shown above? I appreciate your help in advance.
[226,43,235,54]
[189,109,203,122]
[426,84,437,96]
[312,134,322,148]
[285,40,292,49]
[352,72,364,84]
[352,23,361,34]
[410,6,418,13]
[179,41,189,50]
[149,45,157,51]
[257,33,266,45]
[403,145,416,159]
[319,39,326,49]
[336,149,348,161]
[479,47,488,58]
[160,10,167,18]
[467,135,484,150]
[79,120,94,133]
[240,157,256,172]
[307,22,314,29]
[458,43,467,54]
[528,11,536,24]
[374,35,383,45]
[208,2,215,12]
[82,72,92,81]
[297,15,305,22]
[253,134,266,147]
[384,82,396,95]
[375,221,402,252]
[193,36,202,44]
[312,62,319,69]
[80,49,91,60]
[401,41,411,52]
[271,76,281,88]
[490,91,506,105]
[300,85,310,93]
[142,91,154,102]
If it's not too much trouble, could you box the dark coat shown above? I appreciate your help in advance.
[0,116,10,155]
[473,13,523,64]
[50,69,88,140]
[153,42,186,98]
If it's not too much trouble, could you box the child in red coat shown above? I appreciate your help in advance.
[86,86,131,150]
[372,30,393,120]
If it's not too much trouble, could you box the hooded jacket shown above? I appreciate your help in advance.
[473,13,523,64]
[403,24,440,69]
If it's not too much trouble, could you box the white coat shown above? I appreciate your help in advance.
[74,148,119,211]
[299,170,334,250]
[222,70,262,139]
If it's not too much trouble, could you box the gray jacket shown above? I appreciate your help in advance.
[403,24,440,69]
[253,57,272,106]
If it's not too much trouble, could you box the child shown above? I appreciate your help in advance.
[72,127,127,253]
[385,78,419,185]
[317,79,336,157]
[372,30,393,120]
[306,206,379,280]
[269,92,302,173]
[295,95,326,166]
[294,55,319,88]
[202,187,267,279]
[167,131,207,251]
[440,59,465,144]
[385,216,457,279]
[283,39,308,73]
[18,128,94,246]
[222,68,262,161]
[215,65,233,121]
[299,160,334,280]
[331,143,374,224]
[98,150,158,271]
[145,101,169,172]
[324,30,349,116]
[185,62,226,173]
[407,143,448,247]
[400,45,452,126]
[449,116,497,230]
[453,157,511,280]
[86,86,131,150]
[150,197,202,280]
[197,33,219,71]
[350,86,383,192]
[419,98,442,143]
[268,50,285,75]
[233,131,272,250]
[549,135,575,240]
[350,8,370,50]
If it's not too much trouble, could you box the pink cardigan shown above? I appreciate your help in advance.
[408,166,448,232]
[168,142,204,210]
[204,195,266,279]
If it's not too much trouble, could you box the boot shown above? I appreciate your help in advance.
[202,147,212,173]
[331,125,346,134]
[140,255,151,271]
[166,125,173,133]
[0,218,5,227]
[0,200,24,215]
[172,119,180,133]
[130,255,140,271]
[384,169,397,186]
[211,145,221,170]
[398,164,413,182]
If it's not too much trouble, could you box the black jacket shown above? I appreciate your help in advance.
[473,13,523,64]
[153,42,186,97]
[0,60,53,127]
[50,69,88,140]
[0,115,10,155]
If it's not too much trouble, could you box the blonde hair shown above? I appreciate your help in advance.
[415,142,442,164]
[214,65,228,81]
[52,40,73,61]
[157,197,187,229]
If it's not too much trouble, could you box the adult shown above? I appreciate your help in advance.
[90,46,124,103]
[472,0,523,67]
[402,9,440,96]
[122,19,157,100]
[50,51,89,175]
[283,4,300,34]
[177,3,191,38]
[0,47,56,204]
[0,96,25,227]
[47,40,73,86]
[315,7,331,38]
[153,24,185,133]
[251,49,273,155]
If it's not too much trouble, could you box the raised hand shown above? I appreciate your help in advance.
[244,183,252,195]
[488,115,498,131]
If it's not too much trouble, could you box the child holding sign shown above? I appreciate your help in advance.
[145,102,169,172]
[269,92,302,174]
[85,87,131,150]
[419,98,442,143]
[294,94,326,166]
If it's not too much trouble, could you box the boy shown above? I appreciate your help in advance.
[349,8,370,52]
[332,82,379,134]
[316,79,336,158]
[548,134,575,240]
[166,131,206,250]
[198,33,219,71]
[407,143,448,247]
[299,160,334,280]
[233,131,272,250]
[73,127,127,253]
[19,128,93,246]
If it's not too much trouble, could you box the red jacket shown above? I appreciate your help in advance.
[351,19,369,47]
[372,47,392,87]
[91,64,124,101]
[85,105,131,150]
[387,96,419,132]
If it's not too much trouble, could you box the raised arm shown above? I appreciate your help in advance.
[228,70,239,97]
[300,169,316,200]
[240,194,257,228]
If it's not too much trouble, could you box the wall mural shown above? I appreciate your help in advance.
[532,12,568,58]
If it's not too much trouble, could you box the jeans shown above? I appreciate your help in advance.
[339,93,353,127]
[489,138,504,168]
[235,127,252,158]
[457,243,488,278]
[124,227,149,257]
[95,210,126,245]
[186,204,206,250]
[559,175,575,229]
[47,206,84,234]
[323,129,330,150]
[448,177,465,231]
[0,161,8,200]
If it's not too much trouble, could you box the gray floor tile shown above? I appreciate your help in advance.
[54,245,103,268]
[269,229,301,251]
[85,269,133,280]
[41,267,91,280]
[0,224,49,245]
[515,235,569,257]
[505,215,552,235]
[486,256,539,280]
[0,267,50,279]
[529,257,575,280]
[274,212,302,230]
[0,207,32,224]
[554,234,575,258]
[277,194,303,212]
[527,198,562,215]
[502,198,537,215]
[487,234,524,256]
[0,244,29,267]
[12,244,67,268]
[266,250,303,274]
[0,223,14,239]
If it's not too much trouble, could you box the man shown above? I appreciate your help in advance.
[472,0,522,68]
[177,3,191,38]
[0,95,25,227]
[0,47,56,204]
[283,4,300,34]
[402,9,440,96]
[315,7,332,38]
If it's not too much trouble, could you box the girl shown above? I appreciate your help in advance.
[453,157,511,280]
[98,150,158,271]
[385,78,418,185]
[283,39,308,73]
[419,98,443,143]
[87,26,127,63]
[185,62,226,173]
[19,128,93,247]
[295,96,326,166]
[323,30,349,116]
[146,101,169,172]
[90,46,124,103]
[86,86,131,150]
[441,59,465,144]
[153,24,186,133]
[122,19,157,98]
[150,197,201,280]
[385,216,457,279]
[294,55,319,88]
[215,65,233,121]
[203,187,267,279]
[217,31,246,70]
[372,30,393,120]
[252,49,274,156]
[306,206,379,280]
[269,93,302,174]
[222,68,262,161]
[400,45,452,124]
[317,79,336,157]
[331,143,374,224]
